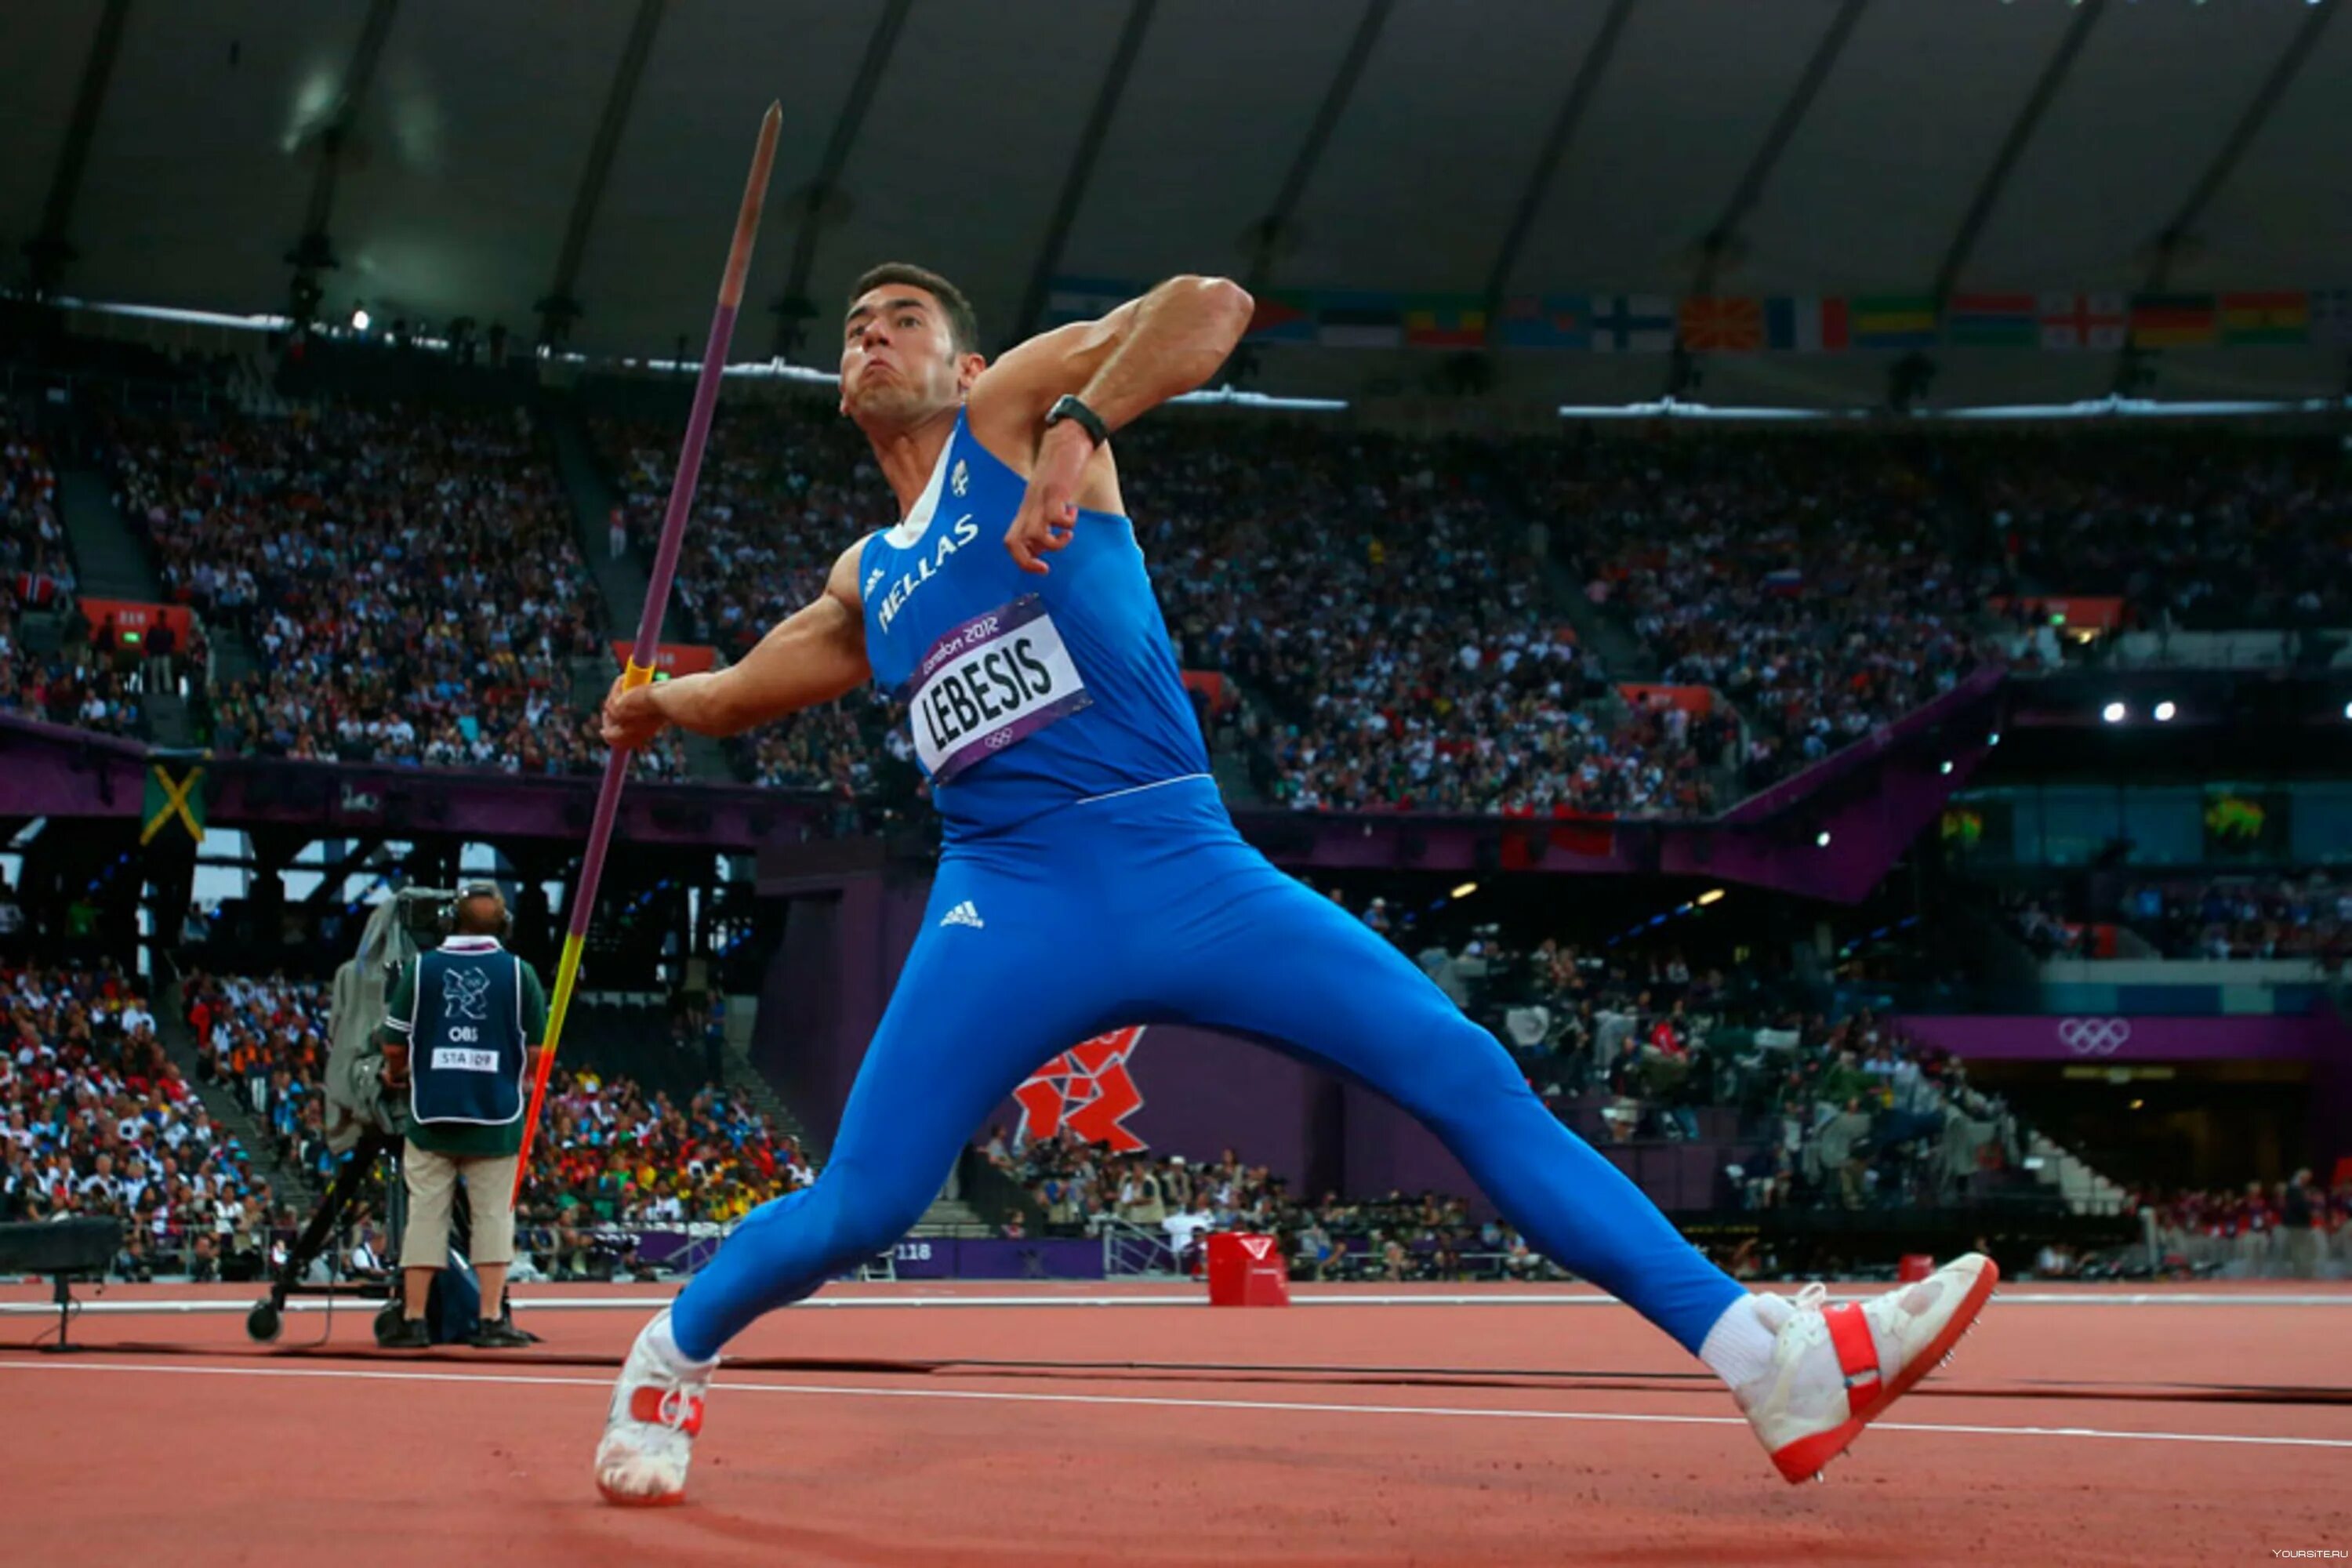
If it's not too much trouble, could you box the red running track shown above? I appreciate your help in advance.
[2,1280,2347,1566]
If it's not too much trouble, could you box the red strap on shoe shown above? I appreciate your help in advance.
[629,1385,705,1436]
[1822,1302,1883,1403]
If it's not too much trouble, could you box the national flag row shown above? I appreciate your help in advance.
[1044,279,2352,351]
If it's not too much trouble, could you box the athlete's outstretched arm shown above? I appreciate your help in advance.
[977,275,1254,574]
[601,542,871,745]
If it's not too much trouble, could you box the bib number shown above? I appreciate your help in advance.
[904,596,1091,785]
[431,1047,500,1073]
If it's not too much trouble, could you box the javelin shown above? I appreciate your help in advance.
[513,102,782,1202]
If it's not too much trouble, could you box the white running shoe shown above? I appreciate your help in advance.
[1733,1253,1998,1484]
[595,1308,718,1507]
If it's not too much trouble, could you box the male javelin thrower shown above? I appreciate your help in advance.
[592,266,1995,1502]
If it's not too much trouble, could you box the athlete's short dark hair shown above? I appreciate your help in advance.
[848,263,980,357]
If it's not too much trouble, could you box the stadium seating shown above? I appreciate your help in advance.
[1,405,148,737]
[596,403,1736,814]
[9,394,2338,832]
[103,401,688,777]
[1523,432,1987,788]
[0,960,279,1279]
[1963,431,2352,630]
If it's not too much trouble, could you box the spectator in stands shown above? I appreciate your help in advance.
[1117,1160,1170,1228]
[0,875,24,959]
[1163,1196,1215,1272]
[1812,1098,1874,1210]
[2280,1171,2318,1278]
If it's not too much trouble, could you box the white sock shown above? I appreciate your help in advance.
[1697,1293,1780,1389]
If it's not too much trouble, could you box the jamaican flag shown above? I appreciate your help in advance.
[141,753,209,846]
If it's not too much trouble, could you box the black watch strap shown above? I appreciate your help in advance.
[1044,394,1111,448]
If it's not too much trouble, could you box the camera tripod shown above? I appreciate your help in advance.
[245,1127,496,1345]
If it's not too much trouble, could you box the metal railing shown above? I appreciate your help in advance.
[1097,1217,1181,1277]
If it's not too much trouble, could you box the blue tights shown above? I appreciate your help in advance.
[670,781,1744,1361]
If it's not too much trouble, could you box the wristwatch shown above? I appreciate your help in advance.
[1043,394,1110,448]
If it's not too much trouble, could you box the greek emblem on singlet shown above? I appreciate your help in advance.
[900,595,1091,785]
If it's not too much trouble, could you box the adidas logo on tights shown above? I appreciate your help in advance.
[938,900,985,931]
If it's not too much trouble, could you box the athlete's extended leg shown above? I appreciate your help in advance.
[1159,860,1745,1348]
[1156,850,1995,1483]
[667,916,1099,1357]
[597,856,1115,1503]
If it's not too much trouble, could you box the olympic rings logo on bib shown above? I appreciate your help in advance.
[902,594,1091,785]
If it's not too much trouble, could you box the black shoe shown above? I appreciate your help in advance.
[378,1316,433,1350]
[469,1317,532,1349]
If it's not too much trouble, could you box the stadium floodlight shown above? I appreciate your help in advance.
[1940,760,1954,775]
[1696,889,1726,906]
[1988,731,2002,746]
[2154,701,2177,723]
[1814,831,1832,848]
[1450,882,1478,900]
[351,307,370,332]
[2100,701,2128,724]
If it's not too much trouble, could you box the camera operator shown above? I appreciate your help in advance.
[376,885,549,1349]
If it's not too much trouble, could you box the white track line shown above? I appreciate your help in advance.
[5,1289,2349,1318]
[2,1359,2347,1456]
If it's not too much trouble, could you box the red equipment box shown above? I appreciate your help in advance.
[1204,1232,1290,1307]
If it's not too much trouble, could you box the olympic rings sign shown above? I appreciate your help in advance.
[2056,1017,2132,1056]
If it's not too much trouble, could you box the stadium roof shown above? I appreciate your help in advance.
[5,0,2348,409]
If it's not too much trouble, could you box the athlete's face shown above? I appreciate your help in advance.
[839,286,983,428]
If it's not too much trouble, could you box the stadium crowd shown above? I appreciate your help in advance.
[1968,432,2352,631]
[1,405,151,738]
[2113,872,2349,962]
[0,960,283,1279]
[514,1065,815,1279]
[1527,433,1989,791]
[2139,1173,2351,1278]
[597,404,895,798]
[601,408,2179,816]
[1996,872,2349,964]
[982,1125,1548,1283]
[1130,422,1739,816]
[105,401,685,777]
[16,382,2352,826]
[600,402,1739,815]
[1370,909,2029,1214]
[179,970,339,1185]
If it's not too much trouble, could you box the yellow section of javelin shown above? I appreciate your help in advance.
[542,930,588,1060]
[622,659,657,691]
